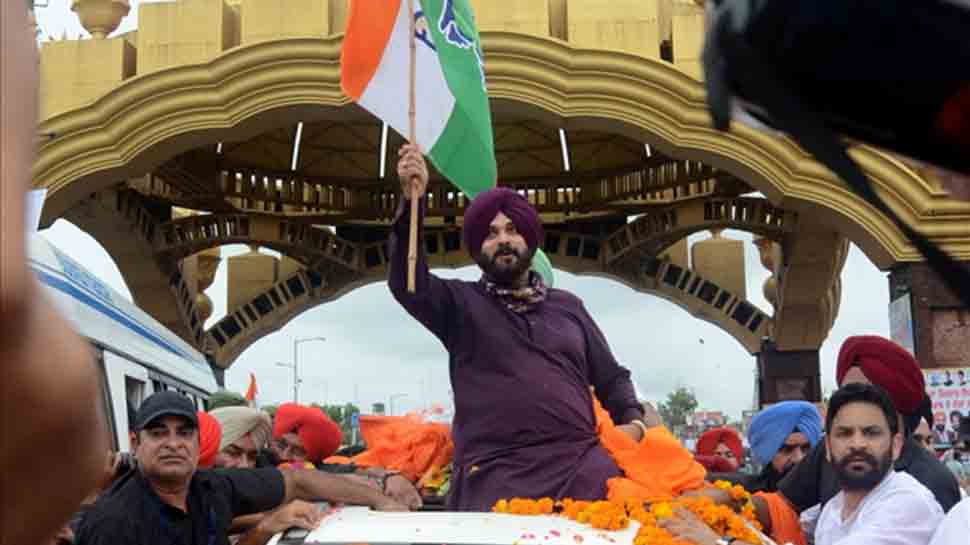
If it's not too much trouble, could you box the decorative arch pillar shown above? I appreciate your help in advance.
[753,223,849,405]
[889,262,970,370]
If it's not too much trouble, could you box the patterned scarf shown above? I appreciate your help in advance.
[481,271,548,314]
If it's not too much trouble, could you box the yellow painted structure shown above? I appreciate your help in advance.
[35,0,970,373]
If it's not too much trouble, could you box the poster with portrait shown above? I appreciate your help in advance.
[924,367,970,445]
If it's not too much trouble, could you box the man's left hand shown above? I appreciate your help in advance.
[255,500,324,536]
[657,508,722,545]
[384,474,423,510]
[373,496,411,512]
[616,424,644,442]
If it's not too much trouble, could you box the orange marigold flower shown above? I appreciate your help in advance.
[494,482,761,545]
[537,498,555,514]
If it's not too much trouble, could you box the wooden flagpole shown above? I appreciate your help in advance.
[406,0,419,293]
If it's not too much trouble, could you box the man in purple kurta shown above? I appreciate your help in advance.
[389,145,648,512]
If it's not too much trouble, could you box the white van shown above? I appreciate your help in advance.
[28,235,219,451]
[265,506,642,545]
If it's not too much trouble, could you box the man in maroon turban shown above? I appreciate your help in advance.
[461,186,545,289]
[389,145,648,511]
[720,335,962,538]
[835,335,930,427]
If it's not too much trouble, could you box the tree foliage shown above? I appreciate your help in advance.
[208,390,248,410]
[261,404,279,419]
[311,402,362,445]
[657,386,699,428]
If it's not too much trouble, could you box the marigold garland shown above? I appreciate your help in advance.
[492,481,763,545]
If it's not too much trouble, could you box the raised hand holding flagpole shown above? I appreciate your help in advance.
[341,0,556,289]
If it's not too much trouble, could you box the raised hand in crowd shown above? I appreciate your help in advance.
[1,3,110,544]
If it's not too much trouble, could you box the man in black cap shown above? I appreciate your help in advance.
[76,391,408,545]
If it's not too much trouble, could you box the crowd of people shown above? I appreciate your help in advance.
[676,336,970,545]
[60,395,418,545]
[4,2,970,545]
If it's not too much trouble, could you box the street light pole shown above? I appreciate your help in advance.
[292,336,326,403]
[275,361,297,402]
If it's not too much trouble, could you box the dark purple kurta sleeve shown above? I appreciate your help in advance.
[577,301,643,425]
[387,197,460,347]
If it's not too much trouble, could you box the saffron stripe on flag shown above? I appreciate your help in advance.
[341,0,403,100]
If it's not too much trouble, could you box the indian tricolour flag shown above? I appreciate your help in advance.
[341,0,496,198]
[341,0,556,285]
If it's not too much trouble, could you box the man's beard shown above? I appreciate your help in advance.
[832,448,894,492]
[476,245,535,285]
[768,461,796,481]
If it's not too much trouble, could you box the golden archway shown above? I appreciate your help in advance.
[34,0,970,375]
[34,33,970,268]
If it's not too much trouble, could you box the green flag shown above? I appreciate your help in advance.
[342,0,554,285]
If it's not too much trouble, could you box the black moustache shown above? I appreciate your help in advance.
[841,453,877,466]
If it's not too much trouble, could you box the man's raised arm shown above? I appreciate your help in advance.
[387,144,459,345]
[2,4,110,544]
[281,470,409,511]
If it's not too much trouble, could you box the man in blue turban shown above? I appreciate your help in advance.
[744,401,823,493]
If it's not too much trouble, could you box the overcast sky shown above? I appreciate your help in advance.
[34,1,890,420]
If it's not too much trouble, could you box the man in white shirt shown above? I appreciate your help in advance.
[929,496,969,545]
[815,383,944,545]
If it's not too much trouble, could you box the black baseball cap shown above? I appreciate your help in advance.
[132,391,199,431]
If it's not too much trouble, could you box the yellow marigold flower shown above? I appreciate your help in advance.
[651,502,674,519]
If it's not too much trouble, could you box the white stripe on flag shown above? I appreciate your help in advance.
[358,0,455,150]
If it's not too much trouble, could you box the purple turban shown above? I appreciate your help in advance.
[463,188,544,256]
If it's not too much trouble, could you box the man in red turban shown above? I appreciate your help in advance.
[196,411,222,469]
[695,455,738,474]
[696,427,744,471]
[389,145,647,512]
[836,335,927,415]
[272,403,343,466]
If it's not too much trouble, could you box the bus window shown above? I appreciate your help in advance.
[94,350,118,451]
[125,377,146,409]
[125,377,147,437]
